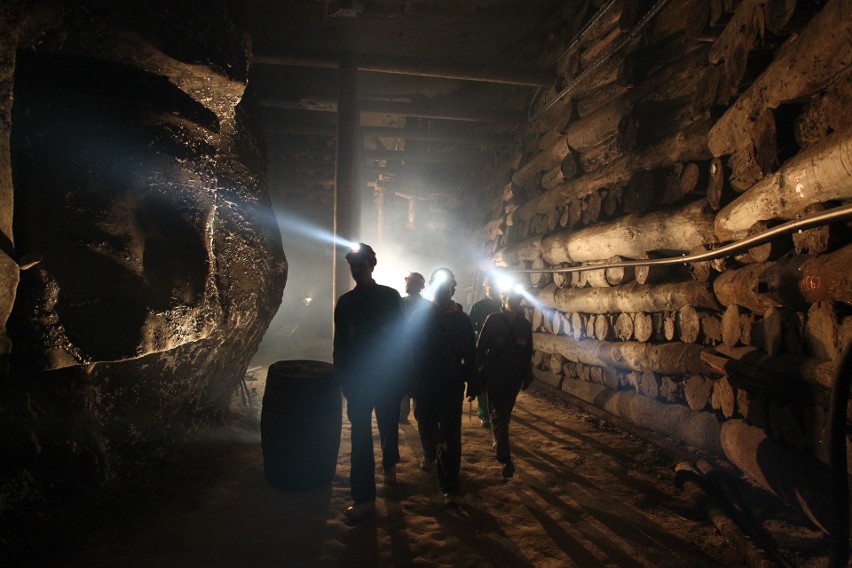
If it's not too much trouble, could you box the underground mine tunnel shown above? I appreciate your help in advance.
[1,0,851,566]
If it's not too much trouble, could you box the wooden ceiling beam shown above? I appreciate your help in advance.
[278,178,336,187]
[259,98,524,123]
[253,52,554,87]
[364,126,511,146]
[363,149,479,165]
[265,123,513,146]
[276,150,478,166]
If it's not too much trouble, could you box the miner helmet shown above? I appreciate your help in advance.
[405,271,426,290]
[345,242,377,267]
[429,267,456,287]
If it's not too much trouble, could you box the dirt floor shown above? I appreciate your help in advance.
[18,348,832,568]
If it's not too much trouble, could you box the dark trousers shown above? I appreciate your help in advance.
[346,388,402,504]
[414,382,464,494]
[485,378,522,463]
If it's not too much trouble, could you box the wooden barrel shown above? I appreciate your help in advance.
[261,360,341,490]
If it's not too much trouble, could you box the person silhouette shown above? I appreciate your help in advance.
[399,271,431,424]
[333,243,406,521]
[408,268,478,506]
[476,285,533,479]
[469,275,501,427]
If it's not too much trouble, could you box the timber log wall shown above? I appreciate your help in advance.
[471,0,852,529]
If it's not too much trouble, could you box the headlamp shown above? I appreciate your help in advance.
[496,274,514,293]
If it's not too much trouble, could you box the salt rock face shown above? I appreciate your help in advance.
[12,54,229,369]
[0,1,287,535]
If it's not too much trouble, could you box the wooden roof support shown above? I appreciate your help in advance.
[259,97,524,123]
[363,149,479,165]
[253,52,554,87]
[265,123,513,146]
[278,151,479,166]
[279,177,336,187]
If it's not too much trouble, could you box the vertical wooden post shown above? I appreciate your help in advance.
[333,56,361,308]
[375,183,385,242]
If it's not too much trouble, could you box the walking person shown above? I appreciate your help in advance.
[409,268,478,506]
[333,243,406,521]
[399,271,431,424]
[469,275,501,427]
[476,285,533,479]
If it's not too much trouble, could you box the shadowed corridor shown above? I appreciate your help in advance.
[24,376,825,568]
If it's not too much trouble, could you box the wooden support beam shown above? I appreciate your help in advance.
[276,159,336,170]
[253,51,555,87]
[334,57,360,302]
[708,0,852,157]
[259,97,524,123]
[280,178,336,187]
[534,332,715,376]
[363,149,479,165]
[535,280,721,315]
[277,148,480,166]
[714,125,852,240]
[712,245,852,312]
[265,123,513,146]
[363,126,512,146]
[509,117,713,226]
[265,124,337,136]
[538,199,718,264]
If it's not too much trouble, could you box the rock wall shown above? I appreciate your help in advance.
[472,0,851,531]
[0,0,286,546]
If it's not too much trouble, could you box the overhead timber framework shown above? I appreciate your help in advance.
[245,0,572,208]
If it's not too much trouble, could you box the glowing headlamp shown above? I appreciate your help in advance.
[350,243,361,253]
[432,270,449,285]
[496,274,515,293]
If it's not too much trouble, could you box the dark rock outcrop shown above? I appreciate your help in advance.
[0,1,286,549]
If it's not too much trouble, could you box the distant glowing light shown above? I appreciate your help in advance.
[303,297,313,306]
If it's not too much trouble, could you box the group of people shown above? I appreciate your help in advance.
[332,243,533,522]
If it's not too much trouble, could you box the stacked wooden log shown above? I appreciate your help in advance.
[479,0,852,484]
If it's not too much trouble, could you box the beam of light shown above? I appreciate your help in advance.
[516,286,541,307]
[274,210,356,249]
[495,277,541,308]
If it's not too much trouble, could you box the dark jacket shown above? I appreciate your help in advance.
[469,296,501,338]
[333,281,405,396]
[408,301,476,398]
[402,294,431,319]
[476,309,533,387]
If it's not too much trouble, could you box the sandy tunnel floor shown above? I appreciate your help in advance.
[35,380,828,568]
